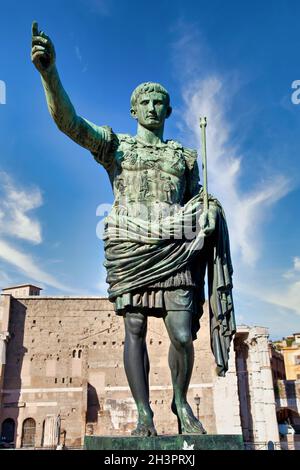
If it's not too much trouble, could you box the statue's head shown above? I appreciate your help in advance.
[130,82,172,130]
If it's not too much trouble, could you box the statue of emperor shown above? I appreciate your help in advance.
[31,21,236,437]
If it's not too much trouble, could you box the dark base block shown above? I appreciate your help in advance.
[84,434,244,450]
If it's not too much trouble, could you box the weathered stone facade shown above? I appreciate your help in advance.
[276,379,300,450]
[235,326,280,448]
[272,334,300,380]
[0,286,281,449]
[268,343,286,385]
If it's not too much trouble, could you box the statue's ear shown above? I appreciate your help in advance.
[166,106,172,119]
[130,107,137,120]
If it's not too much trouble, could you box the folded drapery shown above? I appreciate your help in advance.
[206,204,236,377]
[103,190,236,377]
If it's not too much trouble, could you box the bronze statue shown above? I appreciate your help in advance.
[31,21,236,437]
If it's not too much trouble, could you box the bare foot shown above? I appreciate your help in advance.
[131,423,157,437]
[131,408,157,437]
[172,400,207,434]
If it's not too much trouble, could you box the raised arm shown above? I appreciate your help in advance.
[31,21,110,153]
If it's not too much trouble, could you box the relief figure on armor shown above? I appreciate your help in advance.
[162,176,175,204]
[31,21,236,436]
[139,170,152,200]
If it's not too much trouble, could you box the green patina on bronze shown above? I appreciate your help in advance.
[31,21,236,437]
[84,434,244,451]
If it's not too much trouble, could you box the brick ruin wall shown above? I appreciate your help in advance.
[1,296,224,447]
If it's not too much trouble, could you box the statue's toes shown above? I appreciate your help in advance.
[189,416,207,434]
[131,427,143,436]
[131,425,157,437]
[194,421,207,434]
[181,418,207,434]
[149,427,158,437]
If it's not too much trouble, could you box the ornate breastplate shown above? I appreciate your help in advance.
[112,136,187,209]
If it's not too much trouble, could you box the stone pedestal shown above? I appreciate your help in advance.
[84,434,244,450]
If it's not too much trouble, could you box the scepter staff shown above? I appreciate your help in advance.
[200,117,209,212]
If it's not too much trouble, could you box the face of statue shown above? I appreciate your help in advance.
[131,91,171,130]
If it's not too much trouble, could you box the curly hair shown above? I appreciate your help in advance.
[130,82,170,109]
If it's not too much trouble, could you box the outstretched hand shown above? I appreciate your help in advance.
[31,21,56,74]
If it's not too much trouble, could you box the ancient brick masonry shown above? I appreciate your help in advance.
[0,291,226,447]
[0,287,284,449]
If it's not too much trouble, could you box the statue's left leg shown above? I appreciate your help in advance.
[164,308,207,434]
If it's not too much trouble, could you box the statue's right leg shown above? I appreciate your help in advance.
[123,311,157,436]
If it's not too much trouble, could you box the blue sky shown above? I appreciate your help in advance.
[0,0,300,339]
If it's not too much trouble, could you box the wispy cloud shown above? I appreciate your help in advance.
[252,257,300,316]
[75,45,83,64]
[75,46,82,63]
[294,257,300,271]
[80,0,111,16]
[171,22,299,333]
[283,256,300,279]
[0,172,42,243]
[94,265,109,296]
[75,46,88,73]
[74,45,88,73]
[0,269,11,284]
[0,239,74,292]
[0,171,74,292]
[172,27,291,266]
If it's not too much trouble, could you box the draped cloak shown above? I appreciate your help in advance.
[103,190,236,377]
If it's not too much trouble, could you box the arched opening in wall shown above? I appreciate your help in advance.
[0,418,15,447]
[78,350,82,359]
[41,420,45,447]
[21,418,36,448]
[72,350,76,358]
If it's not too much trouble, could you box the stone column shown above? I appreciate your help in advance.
[0,331,10,410]
[0,294,12,406]
[0,332,10,365]
[0,294,11,332]
[235,332,253,445]
[43,415,60,448]
[246,327,280,449]
[213,341,242,434]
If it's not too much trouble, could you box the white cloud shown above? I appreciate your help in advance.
[0,171,75,293]
[294,257,300,271]
[75,46,82,62]
[254,261,300,317]
[0,269,11,284]
[81,0,111,16]
[74,45,88,73]
[179,77,290,266]
[171,22,298,335]
[171,24,291,266]
[266,257,300,315]
[0,172,42,244]
[0,239,75,293]
[264,282,300,316]
[283,256,300,280]
[95,265,109,296]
